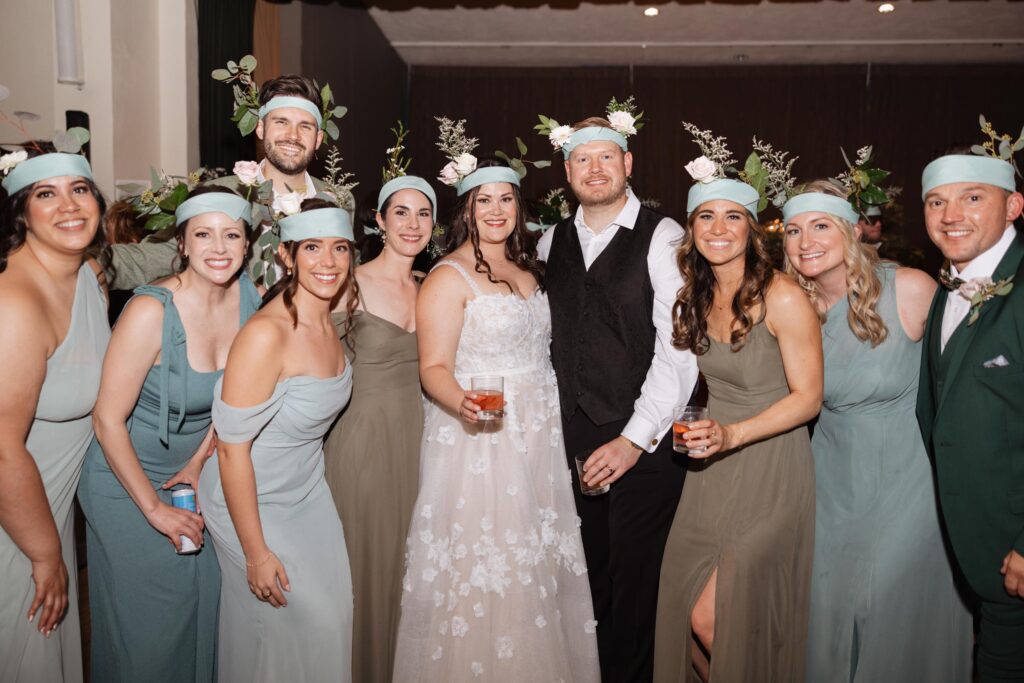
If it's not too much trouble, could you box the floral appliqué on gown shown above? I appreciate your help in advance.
[393,260,600,682]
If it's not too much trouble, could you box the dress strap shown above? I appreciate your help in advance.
[432,260,482,298]
[131,285,188,446]
[238,272,262,323]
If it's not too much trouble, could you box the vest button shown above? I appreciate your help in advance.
[575,390,583,397]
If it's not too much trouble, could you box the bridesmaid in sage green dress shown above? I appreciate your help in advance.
[79,187,259,683]
[0,150,109,683]
[783,181,972,682]
[323,173,436,683]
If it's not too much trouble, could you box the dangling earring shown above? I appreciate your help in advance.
[287,268,293,276]
[380,230,387,249]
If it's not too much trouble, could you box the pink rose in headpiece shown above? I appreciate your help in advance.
[233,160,261,186]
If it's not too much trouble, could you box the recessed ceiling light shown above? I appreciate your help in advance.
[878,3,895,13]
[644,7,659,17]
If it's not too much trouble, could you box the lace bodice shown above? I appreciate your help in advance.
[435,261,553,378]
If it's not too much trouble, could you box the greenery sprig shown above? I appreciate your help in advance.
[832,145,893,217]
[494,136,551,179]
[382,121,413,184]
[973,114,1024,178]
[211,55,347,142]
[319,146,358,211]
[117,166,229,233]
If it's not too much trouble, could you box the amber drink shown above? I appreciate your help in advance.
[471,376,504,420]
[673,405,709,455]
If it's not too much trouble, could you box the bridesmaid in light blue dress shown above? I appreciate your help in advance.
[784,182,972,682]
[0,149,110,683]
[198,199,358,682]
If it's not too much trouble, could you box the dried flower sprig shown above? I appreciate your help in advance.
[749,137,799,210]
[319,146,358,212]
[435,117,478,160]
[681,121,737,176]
[382,121,413,184]
[973,114,1024,178]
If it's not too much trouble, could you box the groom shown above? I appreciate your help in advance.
[917,150,1024,680]
[538,116,699,682]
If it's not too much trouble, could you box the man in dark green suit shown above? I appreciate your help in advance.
[917,150,1024,680]
[103,74,328,289]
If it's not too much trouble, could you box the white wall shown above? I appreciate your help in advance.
[0,0,199,195]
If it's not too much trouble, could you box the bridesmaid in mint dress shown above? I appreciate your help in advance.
[199,200,357,682]
[79,187,259,682]
[0,149,110,683]
[783,181,972,682]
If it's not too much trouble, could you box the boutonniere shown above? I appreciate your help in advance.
[940,270,1015,325]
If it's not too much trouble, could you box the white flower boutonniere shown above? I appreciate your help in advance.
[941,269,1015,325]
[273,191,303,216]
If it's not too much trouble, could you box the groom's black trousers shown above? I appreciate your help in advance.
[563,408,686,683]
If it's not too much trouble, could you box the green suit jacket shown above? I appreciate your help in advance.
[102,174,326,290]
[917,231,1024,603]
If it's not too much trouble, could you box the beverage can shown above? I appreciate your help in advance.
[171,489,200,554]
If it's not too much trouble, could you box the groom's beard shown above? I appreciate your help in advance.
[264,137,314,176]
[571,174,628,209]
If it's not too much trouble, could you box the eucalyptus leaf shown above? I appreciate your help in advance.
[999,139,1012,159]
[259,229,274,246]
[979,114,988,127]
[264,266,277,288]
[1013,139,1024,152]
[516,137,528,156]
[996,282,1014,296]
[150,167,163,189]
[52,131,80,154]
[743,152,762,180]
[239,111,259,136]
[494,150,511,163]
[145,213,175,232]
[67,127,90,145]
[534,160,552,168]
[332,106,347,119]
[971,144,987,156]
[324,119,339,141]
[840,147,853,169]
[757,196,769,213]
[117,183,147,196]
[252,261,264,279]
[211,68,231,81]
[227,60,238,73]
[321,84,333,108]
[239,55,257,72]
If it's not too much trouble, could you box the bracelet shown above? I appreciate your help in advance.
[245,551,273,568]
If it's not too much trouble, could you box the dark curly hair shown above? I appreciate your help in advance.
[262,198,359,336]
[672,208,775,355]
[0,145,107,274]
[446,158,544,293]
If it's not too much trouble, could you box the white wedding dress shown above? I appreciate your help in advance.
[393,260,600,682]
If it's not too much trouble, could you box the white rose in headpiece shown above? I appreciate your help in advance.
[548,125,573,150]
[454,153,477,177]
[438,162,460,186]
[607,111,637,137]
[273,191,303,216]
[684,156,718,184]
[0,150,28,175]
[233,160,261,186]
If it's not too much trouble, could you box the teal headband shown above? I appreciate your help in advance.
[2,153,93,195]
[782,192,860,226]
[562,127,628,160]
[279,207,353,242]
[257,96,323,129]
[175,193,252,227]
[377,176,437,221]
[455,166,521,197]
[686,179,760,220]
[921,154,1016,198]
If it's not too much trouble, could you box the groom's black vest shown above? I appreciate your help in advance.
[545,206,662,426]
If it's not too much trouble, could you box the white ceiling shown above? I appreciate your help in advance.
[367,0,1024,66]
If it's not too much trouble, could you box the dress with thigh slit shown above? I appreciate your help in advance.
[653,321,815,683]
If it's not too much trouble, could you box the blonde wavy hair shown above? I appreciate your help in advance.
[783,180,888,347]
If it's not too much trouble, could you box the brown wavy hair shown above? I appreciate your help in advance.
[672,207,776,355]
[446,158,544,293]
[783,179,888,346]
[262,198,359,337]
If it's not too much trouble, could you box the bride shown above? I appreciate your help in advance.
[393,159,600,681]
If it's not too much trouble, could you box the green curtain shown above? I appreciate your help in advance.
[198,0,257,171]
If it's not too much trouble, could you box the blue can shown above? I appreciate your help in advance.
[171,489,199,554]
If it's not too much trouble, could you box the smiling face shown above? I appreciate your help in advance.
[24,175,101,257]
[690,199,754,267]
[472,182,518,246]
[181,213,248,285]
[784,211,853,281]
[280,237,351,301]
[256,106,324,175]
[378,188,434,257]
[564,139,632,208]
[924,182,1023,271]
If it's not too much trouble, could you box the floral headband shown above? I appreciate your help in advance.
[921,114,1022,198]
[681,122,797,219]
[435,117,549,196]
[536,96,644,159]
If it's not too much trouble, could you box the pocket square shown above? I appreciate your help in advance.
[983,354,1011,368]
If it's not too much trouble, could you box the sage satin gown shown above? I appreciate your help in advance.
[654,321,816,683]
[0,264,109,683]
[78,275,261,683]
[199,365,354,683]
[323,309,423,683]
[805,264,972,682]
